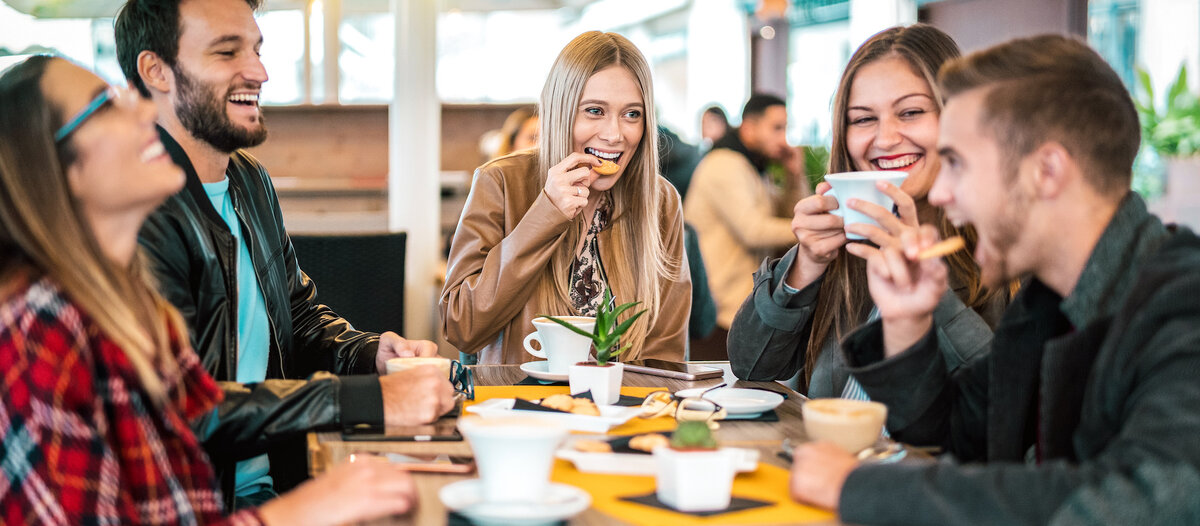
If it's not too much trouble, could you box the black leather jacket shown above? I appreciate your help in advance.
[139,127,384,505]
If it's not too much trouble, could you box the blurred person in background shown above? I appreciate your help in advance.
[0,55,418,526]
[495,106,540,157]
[442,31,690,364]
[699,104,730,153]
[685,94,801,359]
[727,24,1006,397]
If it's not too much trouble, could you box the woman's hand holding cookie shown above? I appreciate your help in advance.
[545,153,601,218]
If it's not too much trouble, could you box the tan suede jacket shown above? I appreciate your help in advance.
[440,151,690,364]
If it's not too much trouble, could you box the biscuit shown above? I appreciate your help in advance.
[594,159,619,175]
[539,394,576,412]
[573,439,613,453]
[569,398,601,416]
[628,433,670,453]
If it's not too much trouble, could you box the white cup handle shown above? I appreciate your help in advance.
[524,332,547,359]
[826,188,842,218]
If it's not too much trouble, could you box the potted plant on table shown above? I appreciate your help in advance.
[544,288,645,405]
[653,421,737,512]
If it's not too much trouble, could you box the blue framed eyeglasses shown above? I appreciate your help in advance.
[54,86,138,144]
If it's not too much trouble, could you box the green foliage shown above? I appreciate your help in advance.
[1136,65,1200,158]
[670,421,718,450]
[543,288,646,366]
[804,145,830,191]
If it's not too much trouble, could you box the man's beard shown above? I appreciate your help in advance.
[174,66,267,153]
[979,182,1031,289]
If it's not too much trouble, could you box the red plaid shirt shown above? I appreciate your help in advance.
[0,277,263,526]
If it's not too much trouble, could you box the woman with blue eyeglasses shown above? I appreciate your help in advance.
[0,55,420,525]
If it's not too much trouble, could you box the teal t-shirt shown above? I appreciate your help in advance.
[203,178,273,496]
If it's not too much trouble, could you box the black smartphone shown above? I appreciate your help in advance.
[382,453,475,473]
[341,418,462,442]
[622,359,724,380]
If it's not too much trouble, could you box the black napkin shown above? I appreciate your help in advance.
[515,376,568,386]
[618,492,773,516]
[511,398,570,413]
[574,390,648,407]
[606,432,673,454]
[448,511,564,526]
[721,409,779,422]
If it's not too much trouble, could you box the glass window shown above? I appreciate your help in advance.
[339,12,394,103]
[258,9,306,105]
[0,3,120,84]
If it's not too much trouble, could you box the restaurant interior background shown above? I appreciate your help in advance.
[3,0,1197,356]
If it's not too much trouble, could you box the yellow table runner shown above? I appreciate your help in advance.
[552,459,834,525]
[465,385,679,435]
[465,386,834,524]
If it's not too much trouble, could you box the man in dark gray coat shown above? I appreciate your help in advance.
[788,35,1200,525]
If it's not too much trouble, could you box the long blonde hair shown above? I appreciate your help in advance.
[0,56,183,405]
[535,32,681,359]
[807,25,1004,389]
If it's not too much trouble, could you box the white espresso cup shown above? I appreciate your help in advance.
[824,171,908,240]
[802,398,888,454]
[385,356,452,379]
[458,416,568,502]
[524,316,595,374]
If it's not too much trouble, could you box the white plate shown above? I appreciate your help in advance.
[465,398,642,433]
[556,445,759,476]
[673,387,785,415]
[520,361,569,382]
[439,479,590,526]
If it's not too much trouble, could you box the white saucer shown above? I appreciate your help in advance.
[520,361,569,382]
[674,387,785,415]
[439,479,590,526]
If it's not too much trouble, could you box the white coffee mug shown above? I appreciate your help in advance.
[524,316,595,374]
[802,398,888,454]
[385,356,452,378]
[458,416,568,502]
[824,171,908,240]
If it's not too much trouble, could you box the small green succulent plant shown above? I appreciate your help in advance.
[543,288,646,366]
[670,421,718,450]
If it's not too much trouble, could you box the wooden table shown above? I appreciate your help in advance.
[308,363,839,525]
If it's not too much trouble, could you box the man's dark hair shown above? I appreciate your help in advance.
[115,0,262,97]
[939,35,1139,195]
[741,93,786,122]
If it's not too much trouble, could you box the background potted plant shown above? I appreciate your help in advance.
[544,288,645,404]
[1136,64,1200,225]
[653,421,737,512]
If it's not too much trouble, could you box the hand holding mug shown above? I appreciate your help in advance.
[545,153,601,218]
[380,365,456,426]
[841,179,920,257]
[786,182,847,289]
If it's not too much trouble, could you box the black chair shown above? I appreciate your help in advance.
[289,231,406,335]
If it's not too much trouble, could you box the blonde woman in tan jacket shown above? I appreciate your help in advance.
[441,31,690,364]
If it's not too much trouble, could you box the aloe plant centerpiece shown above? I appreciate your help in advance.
[544,288,645,404]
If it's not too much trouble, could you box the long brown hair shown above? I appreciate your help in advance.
[0,56,184,405]
[535,32,682,359]
[806,24,1002,389]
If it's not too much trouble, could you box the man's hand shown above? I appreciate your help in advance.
[789,441,859,511]
[375,331,438,375]
[379,366,456,426]
[258,456,417,526]
[845,224,947,356]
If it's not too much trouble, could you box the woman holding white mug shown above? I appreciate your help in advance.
[728,24,1011,397]
[441,31,690,364]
